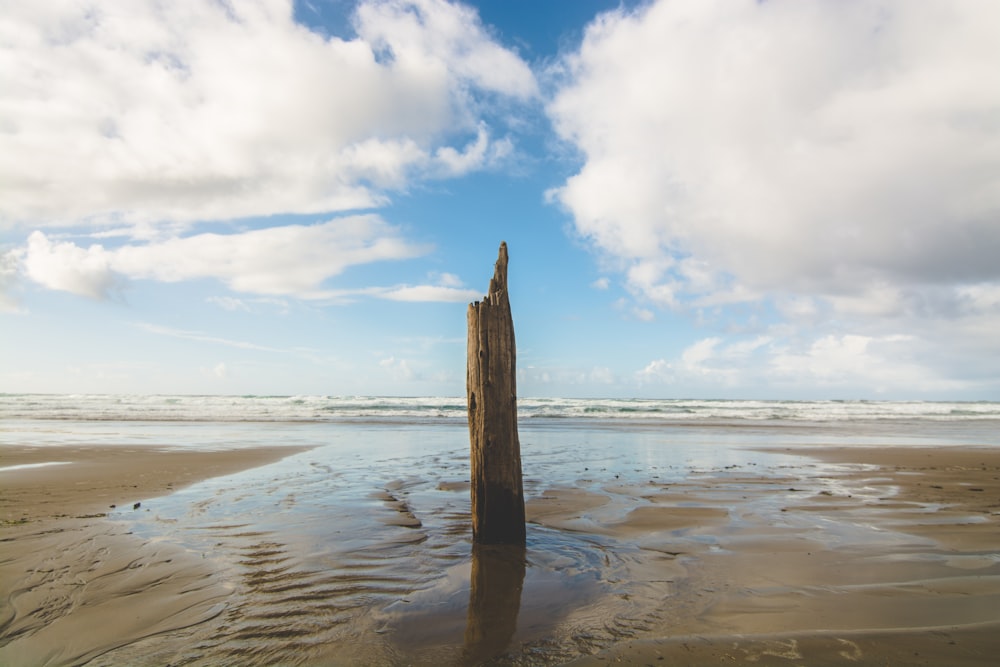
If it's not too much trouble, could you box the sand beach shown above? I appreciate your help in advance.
[0,445,311,666]
[2,402,999,666]
[567,445,1000,666]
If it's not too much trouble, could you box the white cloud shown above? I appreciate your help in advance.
[13,213,486,303]
[0,0,536,229]
[550,0,1000,308]
[369,268,480,302]
[434,272,464,288]
[20,215,428,298]
[303,271,480,303]
[206,295,291,314]
[636,358,673,384]
[0,249,24,312]
[550,0,1000,395]
[632,307,654,322]
[354,0,538,100]
[379,284,480,302]
[379,355,416,381]
[432,123,489,175]
[20,232,118,299]
[630,330,982,397]
[673,336,748,386]
[612,297,656,321]
[768,333,937,393]
[681,337,722,369]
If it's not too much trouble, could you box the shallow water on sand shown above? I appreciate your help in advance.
[87,421,867,665]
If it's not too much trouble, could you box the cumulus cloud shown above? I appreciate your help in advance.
[0,0,536,229]
[549,0,1000,395]
[20,215,427,298]
[549,0,1000,309]
[638,336,771,388]
[770,334,916,388]
[631,330,982,397]
[20,233,119,299]
[355,0,537,98]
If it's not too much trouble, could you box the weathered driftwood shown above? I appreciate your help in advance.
[467,242,526,544]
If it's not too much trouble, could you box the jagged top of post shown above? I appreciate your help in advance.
[485,242,508,306]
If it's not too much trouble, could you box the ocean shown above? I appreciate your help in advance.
[2,393,996,457]
[3,393,999,424]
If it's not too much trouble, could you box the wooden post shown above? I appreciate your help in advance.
[467,242,526,544]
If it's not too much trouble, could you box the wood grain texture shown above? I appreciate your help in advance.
[466,242,526,544]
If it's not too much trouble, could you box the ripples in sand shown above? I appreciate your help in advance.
[93,440,687,665]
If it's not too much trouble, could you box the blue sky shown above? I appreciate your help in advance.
[2,0,999,399]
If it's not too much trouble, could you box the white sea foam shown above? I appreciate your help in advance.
[0,393,997,423]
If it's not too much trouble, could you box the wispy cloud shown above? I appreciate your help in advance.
[290,274,482,304]
[206,296,252,313]
[133,322,284,353]
[378,284,480,302]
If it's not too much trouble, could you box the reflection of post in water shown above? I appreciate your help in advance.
[462,543,526,664]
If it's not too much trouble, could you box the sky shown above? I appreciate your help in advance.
[2,0,999,400]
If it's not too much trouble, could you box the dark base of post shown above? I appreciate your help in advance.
[473,482,526,545]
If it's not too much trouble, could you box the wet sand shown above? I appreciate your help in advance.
[1,444,313,523]
[0,445,310,666]
[568,445,1000,666]
[2,442,999,665]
